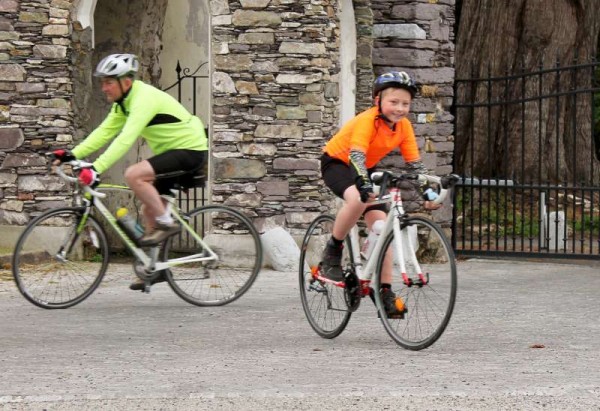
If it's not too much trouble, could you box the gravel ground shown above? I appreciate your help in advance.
[0,258,599,410]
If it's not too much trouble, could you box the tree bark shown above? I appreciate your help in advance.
[455,0,600,185]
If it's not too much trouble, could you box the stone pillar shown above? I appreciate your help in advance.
[372,0,455,221]
[210,0,341,236]
[0,0,74,228]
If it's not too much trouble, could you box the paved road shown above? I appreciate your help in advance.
[0,259,599,410]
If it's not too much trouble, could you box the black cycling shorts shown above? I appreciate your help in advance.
[148,149,207,194]
[320,153,387,213]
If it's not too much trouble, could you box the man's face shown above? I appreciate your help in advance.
[377,87,412,123]
[100,77,131,103]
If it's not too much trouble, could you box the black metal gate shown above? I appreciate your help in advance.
[453,60,600,259]
[162,61,209,212]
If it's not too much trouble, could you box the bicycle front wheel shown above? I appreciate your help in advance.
[12,207,109,309]
[375,216,457,350]
[298,214,352,339]
[163,205,262,306]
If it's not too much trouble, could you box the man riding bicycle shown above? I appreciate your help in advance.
[52,53,208,289]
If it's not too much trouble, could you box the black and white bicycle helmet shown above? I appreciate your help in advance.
[94,53,140,78]
[372,71,418,98]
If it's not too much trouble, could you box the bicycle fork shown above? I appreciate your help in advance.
[394,219,428,287]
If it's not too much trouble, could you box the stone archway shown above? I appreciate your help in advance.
[70,0,169,186]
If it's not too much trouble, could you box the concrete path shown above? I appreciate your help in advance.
[0,258,599,410]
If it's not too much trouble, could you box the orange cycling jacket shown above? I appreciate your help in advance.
[323,106,421,168]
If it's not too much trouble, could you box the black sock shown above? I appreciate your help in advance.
[380,283,391,290]
[329,236,344,249]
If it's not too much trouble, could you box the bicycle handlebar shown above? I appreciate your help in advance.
[371,171,460,205]
[51,158,107,199]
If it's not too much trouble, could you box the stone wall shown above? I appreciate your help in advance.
[210,0,342,236]
[0,0,74,226]
[0,0,457,237]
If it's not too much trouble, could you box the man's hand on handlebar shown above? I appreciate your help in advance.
[77,166,100,188]
[50,149,75,166]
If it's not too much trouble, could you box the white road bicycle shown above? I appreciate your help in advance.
[299,171,459,350]
[12,159,262,309]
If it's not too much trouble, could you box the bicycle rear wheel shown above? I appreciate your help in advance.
[12,207,109,309]
[374,216,457,350]
[298,214,353,339]
[162,205,262,306]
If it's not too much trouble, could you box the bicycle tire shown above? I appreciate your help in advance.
[374,216,457,350]
[162,205,262,306]
[12,207,109,309]
[298,214,352,339]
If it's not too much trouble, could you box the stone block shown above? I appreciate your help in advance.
[214,55,253,71]
[239,143,277,156]
[257,180,289,196]
[33,44,67,59]
[214,158,267,179]
[42,24,70,36]
[240,0,271,8]
[0,127,23,150]
[276,105,306,119]
[235,81,259,95]
[0,172,17,187]
[273,157,319,171]
[0,209,28,225]
[373,24,426,39]
[232,10,282,27]
[238,32,274,44]
[211,0,230,15]
[255,124,303,139]
[19,11,49,23]
[275,73,323,84]
[0,64,25,82]
[0,0,18,12]
[279,42,326,55]
[18,175,67,191]
[261,226,300,271]
[213,72,237,93]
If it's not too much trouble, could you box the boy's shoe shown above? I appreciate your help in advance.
[369,287,407,319]
[380,288,406,319]
[319,241,344,282]
[138,222,181,246]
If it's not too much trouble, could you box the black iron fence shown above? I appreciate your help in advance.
[162,61,209,213]
[453,60,600,259]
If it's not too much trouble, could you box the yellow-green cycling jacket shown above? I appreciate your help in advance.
[72,80,208,174]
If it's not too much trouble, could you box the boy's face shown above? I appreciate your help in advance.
[377,88,412,123]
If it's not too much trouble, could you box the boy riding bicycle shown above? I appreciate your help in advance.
[320,71,440,317]
[52,53,208,290]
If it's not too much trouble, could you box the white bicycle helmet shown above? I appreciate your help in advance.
[94,53,140,78]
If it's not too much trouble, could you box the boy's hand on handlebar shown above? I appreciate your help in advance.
[355,176,375,203]
[424,200,442,210]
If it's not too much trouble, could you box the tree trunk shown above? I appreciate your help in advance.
[455,0,600,185]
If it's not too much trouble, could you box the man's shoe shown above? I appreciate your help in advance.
[138,222,181,246]
[380,287,406,319]
[320,241,344,282]
[129,271,167,291]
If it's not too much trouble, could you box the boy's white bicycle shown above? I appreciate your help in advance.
[299,171,459,350]
[12,159,262,309]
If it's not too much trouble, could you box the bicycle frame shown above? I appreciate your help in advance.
[347,187,423,290]
[56,165,218,273]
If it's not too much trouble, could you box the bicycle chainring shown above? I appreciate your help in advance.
[344,269,361,312]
